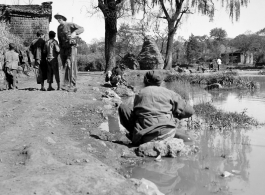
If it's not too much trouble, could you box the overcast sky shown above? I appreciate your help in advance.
[1,0,264,43]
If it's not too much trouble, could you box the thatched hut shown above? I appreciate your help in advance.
[0,1,52,44]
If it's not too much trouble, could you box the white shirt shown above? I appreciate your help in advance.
[217,59,222,65]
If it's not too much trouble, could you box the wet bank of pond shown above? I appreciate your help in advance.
[98,72,265,195]
[128,75,265,195]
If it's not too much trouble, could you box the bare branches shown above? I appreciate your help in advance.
[159,0,171,20]
[174,6,190,30]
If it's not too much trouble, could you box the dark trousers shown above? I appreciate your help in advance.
[35,59,47,83]
[118,104,135,139]
[60,47,77,88]
[47,58,60,84]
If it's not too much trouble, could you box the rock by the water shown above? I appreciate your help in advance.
[102,89,121,99]
[205,83,222,90]
[174,66,190,74]
[114,84,135,97]
[220,171,234,178]
[137,36,164,70]
[102,89,122,108]
[131,178,164,195]
[121,53,140,70]
[137,138,185,157]
[137,138,198,157]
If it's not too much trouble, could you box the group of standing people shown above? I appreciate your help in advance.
[209,58,222,71]
[2,12,84,92]
[1,11,195,146]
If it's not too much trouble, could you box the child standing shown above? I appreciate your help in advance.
[3,43,19,90]
[44,31,60,90]
[30,30,47,91]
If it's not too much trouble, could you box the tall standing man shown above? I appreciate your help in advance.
[30,30,47,91]
[54,13,84,92]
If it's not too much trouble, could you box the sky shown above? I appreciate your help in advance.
[1,0,265,44]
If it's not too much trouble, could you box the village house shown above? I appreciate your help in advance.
[220,44,254,65]
[0,1,52,43]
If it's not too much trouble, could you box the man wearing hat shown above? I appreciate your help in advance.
[54,12,84,92]
[44,30,60,91]
[3,43,19,90]
[118,70,195,145]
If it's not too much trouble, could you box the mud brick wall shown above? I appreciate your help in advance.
[9,16,49,42]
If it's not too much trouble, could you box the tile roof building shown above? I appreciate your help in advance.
[0,1,52,43]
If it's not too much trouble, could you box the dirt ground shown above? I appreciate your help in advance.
[0,71,145,195]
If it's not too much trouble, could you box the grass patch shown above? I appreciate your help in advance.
[190,103,260,132]
[165,72,259,90]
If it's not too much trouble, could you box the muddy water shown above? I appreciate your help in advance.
[128,75,265,195]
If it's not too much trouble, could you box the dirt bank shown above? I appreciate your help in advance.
[0,71,145,195]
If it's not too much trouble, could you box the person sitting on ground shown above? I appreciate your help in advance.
[118,70,195,146]
[3,43,19,90]
[105,70,112,84]
[43,31,60,91]
[110,65,126,86]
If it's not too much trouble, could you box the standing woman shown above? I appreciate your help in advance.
[54,13,84,92]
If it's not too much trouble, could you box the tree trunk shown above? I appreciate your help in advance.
[164,22,176,70]
[105,21,117,72]
[98,0,118,73]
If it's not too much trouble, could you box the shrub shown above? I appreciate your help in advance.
[164,72,259,89]
[0,21,24,53]
[77,53,105,71]
[193,102,259,131]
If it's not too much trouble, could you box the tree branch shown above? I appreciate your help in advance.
[98,0,105,10]
[157,16,167,19]
[173,7,190,31]
[158,0,170,20]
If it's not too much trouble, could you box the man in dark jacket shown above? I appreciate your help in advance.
[30,30,47,91]
[118,70,195,145]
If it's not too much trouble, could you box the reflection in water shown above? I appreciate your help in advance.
[131,126,253,195]
[130,76,265,195]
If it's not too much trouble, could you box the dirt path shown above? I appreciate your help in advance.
[0,72,142,195]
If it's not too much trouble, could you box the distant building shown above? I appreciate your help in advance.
[0,2,52,43]
[220,45,254,65]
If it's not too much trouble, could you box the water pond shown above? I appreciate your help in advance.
[101,74,265,195]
